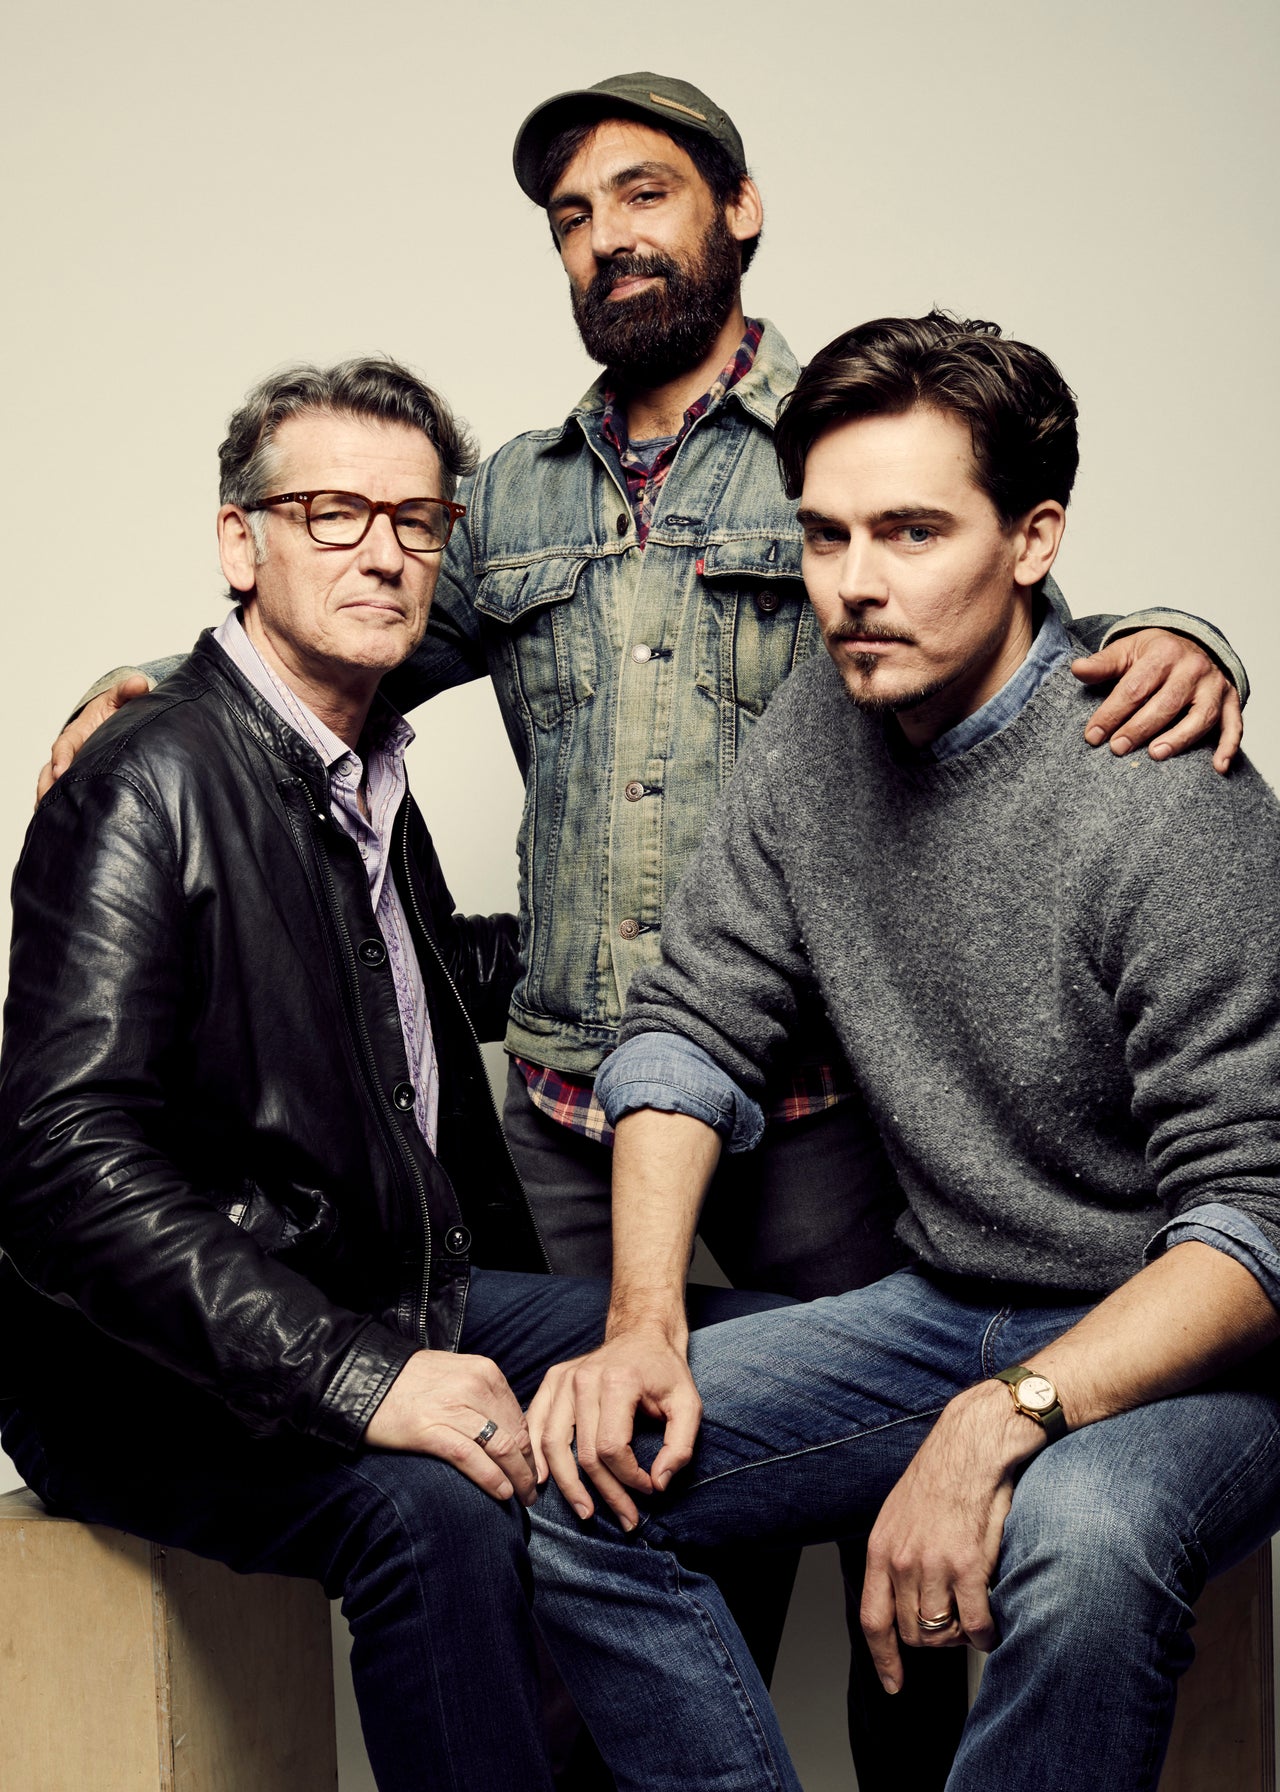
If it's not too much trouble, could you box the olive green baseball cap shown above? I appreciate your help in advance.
[512,72,747,203]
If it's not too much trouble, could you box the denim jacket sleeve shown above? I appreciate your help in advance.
[595,1031,766,1154]
[1043,575,1249,705]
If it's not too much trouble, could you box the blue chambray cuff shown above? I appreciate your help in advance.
[1145,1202,1280,1311]
[595,1031,765,1154]
[1098,609,1250,707]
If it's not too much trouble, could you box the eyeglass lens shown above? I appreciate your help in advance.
[307,493,452,551]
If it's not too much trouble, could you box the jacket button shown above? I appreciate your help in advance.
[358,938,387,967]
[624,780,646,802]
[618,918,641,940]
[631,643,653,663]
[392,1082,416,1112]
[616,512,629,535]
[756,589,781,614]
[445,1225,471,1256]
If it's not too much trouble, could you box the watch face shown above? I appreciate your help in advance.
[1018,1374,1057,1414]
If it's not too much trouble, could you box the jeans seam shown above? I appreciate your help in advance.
[979,1305,1015,1377]
[347,1462,466,1792]
[645,1404,949,1509]
[667,1547,795,1791]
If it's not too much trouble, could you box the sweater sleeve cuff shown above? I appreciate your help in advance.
[306,1321,419,1451]
[1098,609,1250,706]
[596,1032,765,1154]
[1145,1202,1280,1312]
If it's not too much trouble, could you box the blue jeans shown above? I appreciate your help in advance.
[1,1269,781,1792]
[529,1265,1280,1792]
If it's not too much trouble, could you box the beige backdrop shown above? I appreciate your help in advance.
[2,1,1278,1785]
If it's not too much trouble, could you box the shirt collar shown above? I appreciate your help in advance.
[599,318,764,456]
[212,608,414,773]
[924,605,1075,764]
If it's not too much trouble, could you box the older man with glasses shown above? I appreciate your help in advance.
[0,356,775,1792]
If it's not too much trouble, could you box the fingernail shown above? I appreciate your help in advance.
[654,1470,669,1490]
[1085,726,1105,746]
[619,1516,636,1533]
[1149,742,1171,759]
[572,1501,592,1520]
[880,1677,898,1696]
[1112,736,1132,755]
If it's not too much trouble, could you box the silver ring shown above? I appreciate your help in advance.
[474,1419,499,1448]
[916,1608,957,1634]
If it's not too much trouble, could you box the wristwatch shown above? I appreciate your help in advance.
[992,1364,1067,1443]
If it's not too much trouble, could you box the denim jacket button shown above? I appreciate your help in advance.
[392,1082,416,1112]
[756,590,781,614]
[618,918,641,940]
[631,643,653,663]
[616,513,629,535]
[624,781,646,802]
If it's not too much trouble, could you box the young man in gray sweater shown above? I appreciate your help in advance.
[522,313,1280,1792]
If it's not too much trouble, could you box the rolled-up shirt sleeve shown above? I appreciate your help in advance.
[1146,1202,1280,1311]
[595,1031,765,1154]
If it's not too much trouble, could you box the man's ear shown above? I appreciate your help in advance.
[725,176,764,249]
[1012,500,1067,589]
[218,504,259,595]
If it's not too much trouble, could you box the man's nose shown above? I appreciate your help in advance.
[836,539,888,608]
[590,201,638,262]
[358,510,406,575]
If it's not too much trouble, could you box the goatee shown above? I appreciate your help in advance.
[571,211,743,389]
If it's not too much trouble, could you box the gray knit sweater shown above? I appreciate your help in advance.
[618,645,1280,1293]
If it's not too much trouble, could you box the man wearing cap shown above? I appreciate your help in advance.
[42,69,1250,1789]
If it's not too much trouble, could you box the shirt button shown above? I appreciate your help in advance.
[392,1082,416,1112]
[616,513,629,535]
[357,938,387,967]
[631,644,653,663]
[444,1225,472,1256]
[618,918,641,940]
[624,780,646,802]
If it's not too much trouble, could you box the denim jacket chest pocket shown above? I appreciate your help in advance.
[694,536,818,718]
[474,554,598,731]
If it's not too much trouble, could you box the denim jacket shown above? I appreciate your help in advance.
[117,322,1248,1075]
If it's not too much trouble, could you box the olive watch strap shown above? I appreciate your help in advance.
[993,1364,1068,1443]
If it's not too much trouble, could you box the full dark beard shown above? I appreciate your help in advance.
[570,211,743,389]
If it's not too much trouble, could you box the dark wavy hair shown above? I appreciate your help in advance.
[775,312,1078,524]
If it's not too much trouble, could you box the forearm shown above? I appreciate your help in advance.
[606,1109,723,1345]
[1027,1240,1279,1432]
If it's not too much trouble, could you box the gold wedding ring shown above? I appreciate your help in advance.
[916,1608,957,1633]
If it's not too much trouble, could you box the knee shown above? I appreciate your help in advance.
[340,1456,531,1613]
[994,1445,1196,1635]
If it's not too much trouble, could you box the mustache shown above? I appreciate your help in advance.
[585,253,679,306]
[824,621,917,646]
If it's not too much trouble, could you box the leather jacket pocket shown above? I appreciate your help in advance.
[475,555,596,729]
[218,1178,340,1261]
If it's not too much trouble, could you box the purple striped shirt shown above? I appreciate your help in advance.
[213,610,439,1151]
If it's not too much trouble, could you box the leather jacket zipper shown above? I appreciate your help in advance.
[284,779,436,1342]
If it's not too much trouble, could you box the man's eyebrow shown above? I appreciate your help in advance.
[868,506,956,526]
[549,161,686,210]
[796,507,846,528]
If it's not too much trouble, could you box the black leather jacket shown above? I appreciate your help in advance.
[0,632,546,1449]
